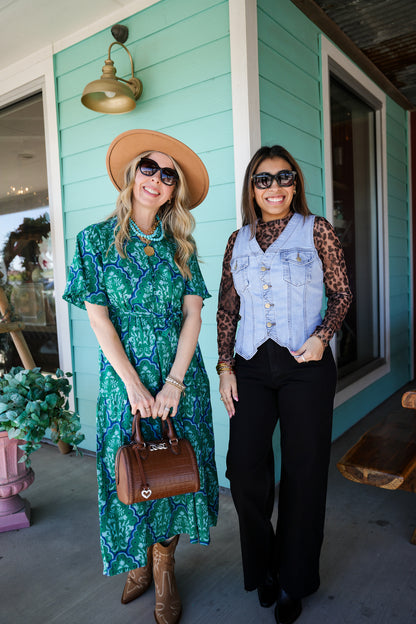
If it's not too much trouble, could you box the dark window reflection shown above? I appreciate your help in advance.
[330,77,380,384]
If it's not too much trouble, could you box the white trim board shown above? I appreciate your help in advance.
[229,0,261,228]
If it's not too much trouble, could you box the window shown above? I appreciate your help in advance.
[331,77,380,381]
[322,37,389,404]
[0,93,59,373]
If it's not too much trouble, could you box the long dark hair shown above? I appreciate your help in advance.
[241,145,311,234]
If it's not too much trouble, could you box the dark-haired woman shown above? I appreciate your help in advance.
[64,130,218,624]
[216,145,352,624]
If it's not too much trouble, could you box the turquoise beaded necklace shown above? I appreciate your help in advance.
[130,216,164,256]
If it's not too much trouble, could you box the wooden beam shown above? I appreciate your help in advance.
[0,322,26,334]
[0,286,36,370]
[290,0,415,111]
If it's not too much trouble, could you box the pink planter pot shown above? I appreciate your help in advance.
[0,431,34,532]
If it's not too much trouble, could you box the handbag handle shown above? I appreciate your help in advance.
[132,413,179,449]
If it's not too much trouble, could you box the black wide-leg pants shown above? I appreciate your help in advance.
[226,340,337,600]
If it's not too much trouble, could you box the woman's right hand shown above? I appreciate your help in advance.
[219,372,238,418]
[125,380,155,418]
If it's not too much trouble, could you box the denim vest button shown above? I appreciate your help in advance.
[265,303,271,309]
[261,266,267,271]
[266,322,272,328]
[263,284,269,290]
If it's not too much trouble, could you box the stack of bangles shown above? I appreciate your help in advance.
[215,361,235,375]
[165,375,186,394]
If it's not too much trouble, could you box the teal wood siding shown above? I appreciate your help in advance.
[257,0,324,217]
[257,0,411,448]
[386,100,410,382]
[56,0,234,484]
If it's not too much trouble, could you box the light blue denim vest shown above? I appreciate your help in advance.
[231,213,323,359]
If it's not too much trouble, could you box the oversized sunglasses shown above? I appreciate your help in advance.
[137,157,179,186]
[252,170,297,189]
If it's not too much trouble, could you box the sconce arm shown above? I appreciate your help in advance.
[106,40,142,100]
[108,41,135,79]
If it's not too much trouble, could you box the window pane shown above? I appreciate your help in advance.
[0,94,59,373]
[330,77,380,381]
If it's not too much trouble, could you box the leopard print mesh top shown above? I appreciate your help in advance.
[217,212,352,365]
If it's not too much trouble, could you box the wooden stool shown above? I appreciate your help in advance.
[337,391,416,545]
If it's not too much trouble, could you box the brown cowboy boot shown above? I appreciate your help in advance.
[121,545,153,604]
[153,535,181,624]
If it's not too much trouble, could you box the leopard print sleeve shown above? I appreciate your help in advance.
[216,230,240,365]
[312,216,353,346]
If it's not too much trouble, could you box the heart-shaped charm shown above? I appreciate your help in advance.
[141,487,152,499]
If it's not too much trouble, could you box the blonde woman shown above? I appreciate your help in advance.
[63,130,218,624]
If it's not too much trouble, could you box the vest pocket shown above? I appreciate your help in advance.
[281,249,314,286]
[231,256,249,293]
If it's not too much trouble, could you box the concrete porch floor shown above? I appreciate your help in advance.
[1,384,415,624]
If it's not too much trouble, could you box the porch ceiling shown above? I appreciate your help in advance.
[0,0,123,72]
[294,0,416,110]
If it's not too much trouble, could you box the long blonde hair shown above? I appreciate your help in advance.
[107,151,196,279]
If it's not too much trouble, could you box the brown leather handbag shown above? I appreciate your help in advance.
[115,414,200,505]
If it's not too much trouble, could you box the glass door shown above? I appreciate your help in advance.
[0,93,59,373]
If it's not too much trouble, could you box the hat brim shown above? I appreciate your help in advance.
[106,129,209,209]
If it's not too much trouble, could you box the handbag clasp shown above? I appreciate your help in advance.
[149,442,168,451]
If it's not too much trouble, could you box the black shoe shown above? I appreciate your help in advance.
[257,573,278,608]
[274,587,302,624]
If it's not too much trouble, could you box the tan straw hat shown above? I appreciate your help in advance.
[106,129,209,209]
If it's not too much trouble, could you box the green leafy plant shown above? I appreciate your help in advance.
[0,367,84,464]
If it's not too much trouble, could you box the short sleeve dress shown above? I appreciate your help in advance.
[63,217,219,576]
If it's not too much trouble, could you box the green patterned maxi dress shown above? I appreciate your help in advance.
[63,217,218,576]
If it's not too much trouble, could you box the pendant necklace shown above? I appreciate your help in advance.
[130,216,164,256]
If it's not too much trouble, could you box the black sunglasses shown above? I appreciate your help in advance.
[252,170,297,189]
[137,157,179,186]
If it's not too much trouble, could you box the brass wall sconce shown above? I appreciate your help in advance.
[81,24,143,114]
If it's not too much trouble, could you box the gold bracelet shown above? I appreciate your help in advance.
[216,362,235,375]
[165,375,186,393]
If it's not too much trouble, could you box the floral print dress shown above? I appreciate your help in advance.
[63,217,218,576]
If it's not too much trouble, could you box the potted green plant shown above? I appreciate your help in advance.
[0,367,84,532]
[0,366,84,463]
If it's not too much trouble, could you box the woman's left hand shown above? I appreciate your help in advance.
[291,336,325,363]
[152,383,182,419]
